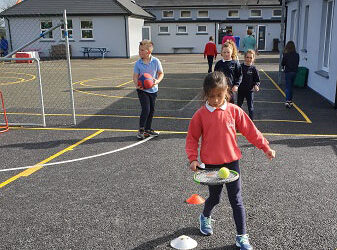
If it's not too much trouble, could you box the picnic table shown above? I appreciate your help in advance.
[81,47,110,59]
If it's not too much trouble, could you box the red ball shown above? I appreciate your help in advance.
[138,73,154,89]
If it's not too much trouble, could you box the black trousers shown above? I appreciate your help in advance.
[237,90,254,120]
[137,89,157,130]
[207,55,214,73]
[202,161,247,235]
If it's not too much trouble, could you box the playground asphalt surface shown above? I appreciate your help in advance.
[0,53,336,250]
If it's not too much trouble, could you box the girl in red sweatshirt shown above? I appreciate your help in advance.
[185,71,275,250]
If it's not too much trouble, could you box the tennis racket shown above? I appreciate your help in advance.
[193,163,239,185]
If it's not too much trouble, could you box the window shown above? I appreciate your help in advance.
[250,9,262,17]
[198,10,209,18]
[321,0,334,70]
[40,20,53,39]
[290,10,297,42]
[159,26,169,34]
[162,10,174,18]
[180,10,191,18]
[80,20,93,39]
[302,5,309,51]
[273,9,282,17]
[228,10,239,18]
[177,25,187,34]
[61,19,73,39]
[197,25,207,33]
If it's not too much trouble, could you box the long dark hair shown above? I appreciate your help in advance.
[202,71,230,104]
[284,41,296,53]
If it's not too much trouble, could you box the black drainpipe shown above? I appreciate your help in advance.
[5,17,13,52]
[124,16,129,58]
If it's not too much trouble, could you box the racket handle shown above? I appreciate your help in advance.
[197,163,206,170]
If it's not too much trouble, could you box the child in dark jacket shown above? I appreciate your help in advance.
[237,49,260,120]
[281,41,299,108]
[214,41,242,103]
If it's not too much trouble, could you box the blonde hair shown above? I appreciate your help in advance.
[222,41,238,60]
[245,49,256,58]
[139,39,154,52]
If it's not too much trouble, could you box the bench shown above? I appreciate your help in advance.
[172,47,194,53]
[50,44,72,58]
[81,47,110,59]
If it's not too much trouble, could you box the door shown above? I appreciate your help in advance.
[142,26,151,40]
[257,25,266,51]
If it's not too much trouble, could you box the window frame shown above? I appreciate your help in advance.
[176,25,187,34]
[197,25,207,34]
[273,9,282,17]
[302,5,309,52]
[159,25,169,34]
[227,9,239,18]
[180,10,191,19]
[40,20,54,40]
[250,9,262,18]
[162,10,174,19]
[321,0,334,71]
[60,19,74,40]
[80,20,94,40]
[197,10,209,18]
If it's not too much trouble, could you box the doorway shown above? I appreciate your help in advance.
[257,25,266,51]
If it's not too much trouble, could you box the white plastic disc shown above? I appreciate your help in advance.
[170,235,197,250]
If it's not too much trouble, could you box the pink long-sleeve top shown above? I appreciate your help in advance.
[185,102,271,165]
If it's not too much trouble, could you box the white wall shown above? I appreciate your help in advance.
[287,0,337,104]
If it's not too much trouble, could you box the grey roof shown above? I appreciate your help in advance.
[0,0,154,19]
[136,0,281,7]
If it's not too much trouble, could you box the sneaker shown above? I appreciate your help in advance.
[145,129,159,137]
[199,214,213,236]
[137,128,149,140]
[236,234,253,250]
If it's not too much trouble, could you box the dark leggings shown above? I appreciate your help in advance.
[137,89,157,130]
[207,55,214,73]
[237,90,254,120]
[202,161,246,235]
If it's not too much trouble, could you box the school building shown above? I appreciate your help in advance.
[0,0,282,58]
[137,0,282,53]
[285,0,337,107]
[0,0,154,58]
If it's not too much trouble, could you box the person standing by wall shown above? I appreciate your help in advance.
[203,36,218,73]
[221,29,236,45]
[242,29,256,53]
[281,41,299,108]
[0,37,9,57]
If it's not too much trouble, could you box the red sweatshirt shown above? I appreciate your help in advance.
[204,42,218,57]
[186,103,271,165]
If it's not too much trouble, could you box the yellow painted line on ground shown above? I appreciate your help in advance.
[0,72,36,85]
[0,129,104,188]
[261,69,312,123]
[115,80,133,88]
[74,89,201,102]
[2,112,307,123]
[7,127,337,137]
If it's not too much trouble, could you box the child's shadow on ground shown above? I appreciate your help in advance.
[131,226,237,250]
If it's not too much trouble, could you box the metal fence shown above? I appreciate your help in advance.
[0,10,75,127]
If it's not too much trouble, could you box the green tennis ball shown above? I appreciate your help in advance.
[218,167,230,179]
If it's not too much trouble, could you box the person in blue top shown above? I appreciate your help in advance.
[0,37,9,57]
[242,30,256,53]
[133,40,164,139]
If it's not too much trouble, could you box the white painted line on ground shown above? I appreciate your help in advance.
[0,135,155,173]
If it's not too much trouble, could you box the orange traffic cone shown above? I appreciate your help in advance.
[186,194,205,204]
